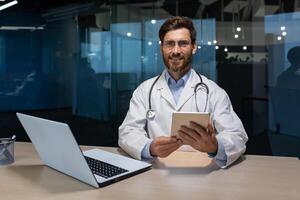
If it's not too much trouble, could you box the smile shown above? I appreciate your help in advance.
[169,58,183,62]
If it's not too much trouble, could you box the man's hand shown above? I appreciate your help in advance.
[177,121,218,154]
[150,136,183,158]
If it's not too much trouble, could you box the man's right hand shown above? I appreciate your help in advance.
[150,136,182,158]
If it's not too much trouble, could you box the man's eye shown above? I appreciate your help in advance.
[165,41,175,47]
[178,41,190,47]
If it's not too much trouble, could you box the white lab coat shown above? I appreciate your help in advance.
[119,69,248,168]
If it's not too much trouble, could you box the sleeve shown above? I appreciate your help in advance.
[210,86,248,168]
[141,140,155,160]
[208,140,227,167]
[118,83,153,160]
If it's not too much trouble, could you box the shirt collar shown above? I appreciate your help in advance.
[165,69,192,86]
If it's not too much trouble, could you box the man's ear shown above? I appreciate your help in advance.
[192,43,197,54]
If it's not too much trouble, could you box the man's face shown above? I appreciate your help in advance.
[161,28,196,76]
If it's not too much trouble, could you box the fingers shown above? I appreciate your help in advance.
[156,140,182,157]
[178,125,202,143]
[207,123,216,138]
[177,122,218,153]
[153,141,181,157]
[150,137,182,157]
[177,130,196,144]
[189,121,215,137]
[155,136,178,145]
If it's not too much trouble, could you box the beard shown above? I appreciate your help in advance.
[162,51,193,74]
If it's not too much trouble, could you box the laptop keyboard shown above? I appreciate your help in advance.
[85,156,128,179]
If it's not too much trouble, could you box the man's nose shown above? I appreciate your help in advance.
[172,44,181,54]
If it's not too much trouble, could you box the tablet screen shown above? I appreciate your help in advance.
[171,112,210,136]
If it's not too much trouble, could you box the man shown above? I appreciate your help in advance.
[276,46,300,90]
[119,16,248,168]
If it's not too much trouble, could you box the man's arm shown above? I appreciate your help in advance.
[118,84,152,160]
[209,88,248,167]
[177,86,247,168]
[119,80,183,160]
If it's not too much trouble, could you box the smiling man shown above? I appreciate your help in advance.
[119,16,248,168]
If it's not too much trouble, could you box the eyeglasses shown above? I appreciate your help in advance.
[162,40,192,49]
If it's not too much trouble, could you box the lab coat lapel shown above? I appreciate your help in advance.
[156,71,177,109]
[176,70,197,110]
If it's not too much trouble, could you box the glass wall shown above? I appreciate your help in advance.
[265,12,300,157]
[0,0,299,157]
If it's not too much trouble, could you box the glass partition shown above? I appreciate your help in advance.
[265,12,300,156]
[0,0,299,157]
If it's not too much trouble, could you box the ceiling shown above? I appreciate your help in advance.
[0,0,299,22]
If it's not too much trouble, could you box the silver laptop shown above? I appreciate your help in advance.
[16,113,151,188]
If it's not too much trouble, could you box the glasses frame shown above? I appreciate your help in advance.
[161,39,193,50]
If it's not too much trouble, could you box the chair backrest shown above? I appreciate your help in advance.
[269,86,300,138]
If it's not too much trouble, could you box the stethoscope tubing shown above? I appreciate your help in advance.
[147,71,209,120]
[148,73,162,112]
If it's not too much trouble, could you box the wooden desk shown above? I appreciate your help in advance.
[1,142,300,200]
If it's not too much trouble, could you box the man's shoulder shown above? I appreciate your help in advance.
[139,74,161,87]
[133,74,161,93]
[197,73,227,97]
[198,74,219,90]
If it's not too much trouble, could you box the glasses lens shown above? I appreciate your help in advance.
[163,40,190,49]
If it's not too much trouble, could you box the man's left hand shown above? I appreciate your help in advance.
[177,121,218,154]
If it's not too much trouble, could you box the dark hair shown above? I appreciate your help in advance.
[287,46,300,65]
[159,16,196,44]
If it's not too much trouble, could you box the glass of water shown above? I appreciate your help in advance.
[0,135,16,165]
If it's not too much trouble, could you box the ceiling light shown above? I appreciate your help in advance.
[88,53,96,56]
[197,45,201,49]
[280,26,286,31]
[158,41,161,45]
[213,40,217,44]
[126,32,132,37]
[207,41,212,45]
[0,0,18,11]
[224,47,228,52]
[277,36,282,41]
[236,27,241,32]
[148,41,152,46]
[243,46,247,50]
[234,34,239,39]
[281,31,287,36]
[151,19,156,24]
[0,26,45,30]
[215,46,219,50]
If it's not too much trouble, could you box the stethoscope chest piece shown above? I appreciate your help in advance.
[146,110,156,119]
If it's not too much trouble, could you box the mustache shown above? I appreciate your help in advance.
[168,55,183,59]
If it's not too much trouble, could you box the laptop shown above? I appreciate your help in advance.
[16,113,151,188]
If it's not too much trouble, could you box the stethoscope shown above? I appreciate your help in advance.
[146,71,209,120]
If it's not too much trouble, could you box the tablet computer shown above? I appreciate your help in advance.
[171,112,210,136]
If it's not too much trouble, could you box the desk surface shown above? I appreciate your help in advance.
[1,142,300,200]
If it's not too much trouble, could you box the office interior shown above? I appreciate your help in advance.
[0,0,299,158]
